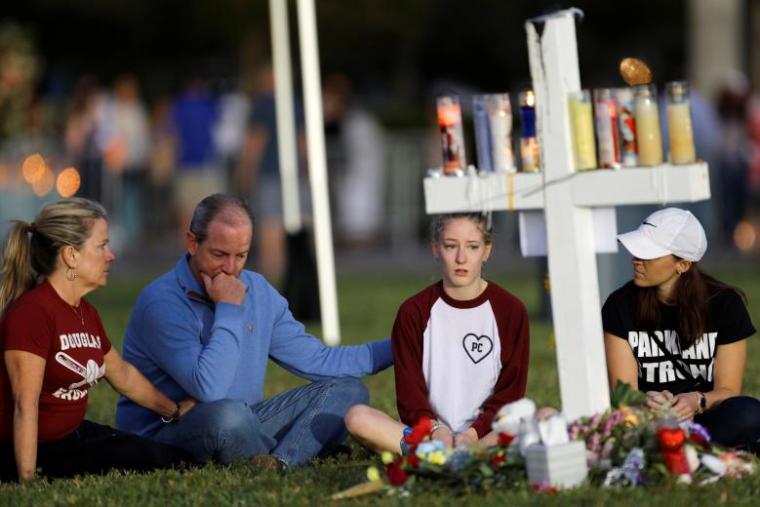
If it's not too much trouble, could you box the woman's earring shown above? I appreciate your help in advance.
[66,267,79,281]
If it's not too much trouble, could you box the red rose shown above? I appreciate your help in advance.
[531,482,558,494]
[658,427,686,451]
[386,459,409,486]
[497,432,514,446]
[406,454,420,468]
[657,427,690,475]
[490,453,506,466]
[405,416,433,445]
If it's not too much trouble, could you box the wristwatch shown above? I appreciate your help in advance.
[697,392,707,414]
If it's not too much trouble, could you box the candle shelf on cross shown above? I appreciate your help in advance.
[433,80,697,177]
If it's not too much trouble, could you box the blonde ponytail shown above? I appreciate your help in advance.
[0,221,37,313]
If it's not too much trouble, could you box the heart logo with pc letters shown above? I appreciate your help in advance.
[462,333,493,364]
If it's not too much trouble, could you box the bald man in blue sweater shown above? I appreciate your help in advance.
[116,194,392,467]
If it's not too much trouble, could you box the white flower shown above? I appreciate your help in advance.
[492,398,537,435]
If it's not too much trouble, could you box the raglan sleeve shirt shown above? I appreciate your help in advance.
[393,283,530,438]
[392,295,436,427]
[469,294,530,437]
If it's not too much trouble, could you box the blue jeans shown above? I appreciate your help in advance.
[695,396,760,453]
[148,378,368,467]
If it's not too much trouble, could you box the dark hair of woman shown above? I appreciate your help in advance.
[636,258,746,349]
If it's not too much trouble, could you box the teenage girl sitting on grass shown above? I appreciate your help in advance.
[345,213,530,452]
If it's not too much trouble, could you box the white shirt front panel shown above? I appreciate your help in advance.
[422,297,502,433]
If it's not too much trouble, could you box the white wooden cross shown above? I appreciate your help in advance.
[423,9,711,421]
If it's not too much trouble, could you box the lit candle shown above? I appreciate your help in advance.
[436,95,466,176]
[519,90,541,172]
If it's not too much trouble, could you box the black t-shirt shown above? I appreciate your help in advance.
[602,281,756,394]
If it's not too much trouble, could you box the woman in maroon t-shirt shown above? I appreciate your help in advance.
[0,198,193,482]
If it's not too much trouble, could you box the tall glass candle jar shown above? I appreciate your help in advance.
[634,84,663,166]
[436,95,466,175]
[666,81,696,165]
[519,90,540,172]
[473,94,494,172]
[473,93,516,173]
[568,90,597,170]
[593,88,620,168]
[615,88,638,167]
[488,94,516,173]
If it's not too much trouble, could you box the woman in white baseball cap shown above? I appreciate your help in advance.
[602,207,760,453]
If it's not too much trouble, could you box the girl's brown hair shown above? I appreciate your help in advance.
[636,259,745,349]
[430,213,493,244]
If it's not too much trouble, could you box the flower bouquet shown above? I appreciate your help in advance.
[330,383,757,499]
[330,416,526,500]
[573,382,756,487]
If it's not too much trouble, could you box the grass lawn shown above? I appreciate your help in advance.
[2,265,760,505]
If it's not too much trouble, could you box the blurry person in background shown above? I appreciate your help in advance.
[172,76,221,243]
[745,86,760,226]
[212,78,250,193]
[237,64,307,286]
[145,96,177,240]
[100,74,150,244]
[714,71,752,247]
[64,76,104,202]
[322,73,385,250]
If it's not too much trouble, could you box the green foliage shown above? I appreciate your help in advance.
[610,381,646,409]
[2,266,760,505]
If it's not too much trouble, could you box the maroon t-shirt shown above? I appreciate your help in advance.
[0,280,111,442]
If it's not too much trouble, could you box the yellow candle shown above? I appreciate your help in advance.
[634,85,663,166]
[569,91,597,170]
[668,103,695,164]
[666,82,696,165]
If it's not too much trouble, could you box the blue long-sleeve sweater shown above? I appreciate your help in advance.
[115,255,392,436]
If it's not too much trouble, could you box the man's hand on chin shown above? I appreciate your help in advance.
[201,272,247,305]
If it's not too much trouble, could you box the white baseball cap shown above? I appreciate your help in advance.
[617,208,707,262]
